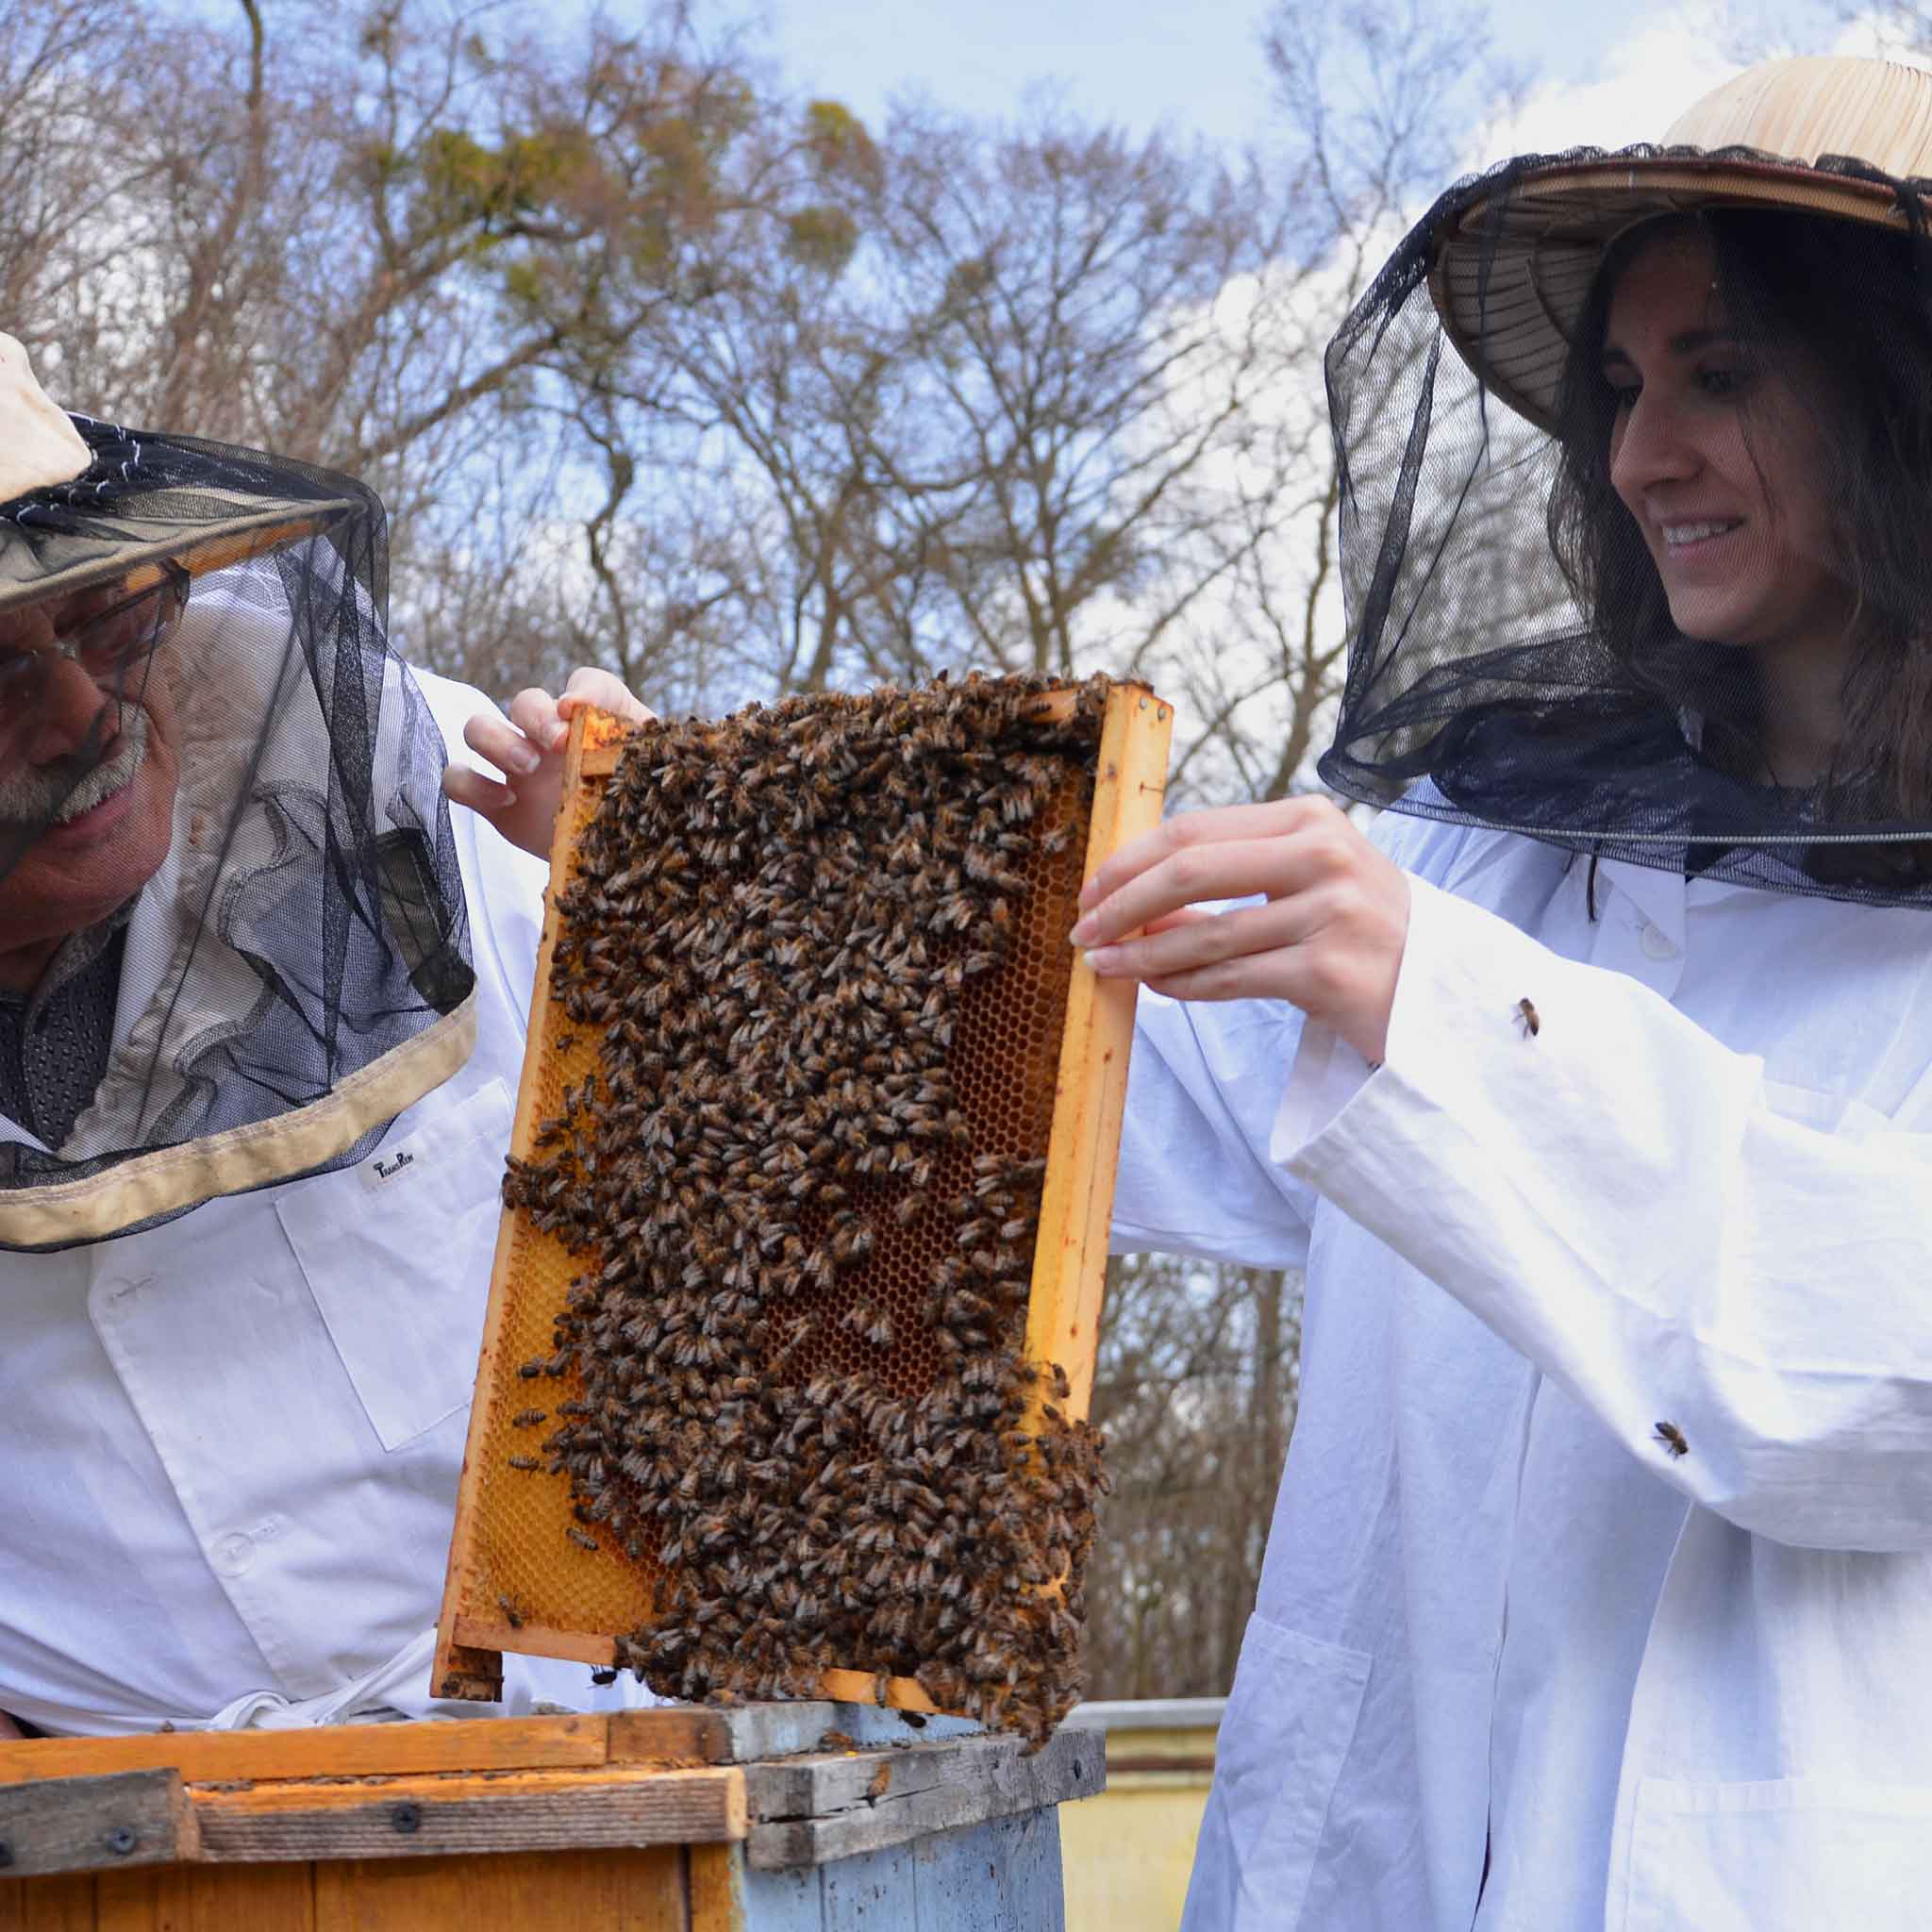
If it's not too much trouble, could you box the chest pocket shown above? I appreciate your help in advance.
[275,1077,512,1452]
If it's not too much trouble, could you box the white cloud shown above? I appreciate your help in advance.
[1466,2,1925,176]
[1472,9,1749,168]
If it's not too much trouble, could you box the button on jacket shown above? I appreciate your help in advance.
[0,671,644,1734]
[1113,808,1932,1932]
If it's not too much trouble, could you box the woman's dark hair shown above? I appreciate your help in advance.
[1547,205,1932,821]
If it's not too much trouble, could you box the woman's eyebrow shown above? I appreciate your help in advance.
[1601,327,1740,367]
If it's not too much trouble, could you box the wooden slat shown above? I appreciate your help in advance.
[574,686,1091,780]
[190,1767,745,1864]
[741,1727,1103,1870]
[0,1716,610,1789]
[311,1846,687,1932]
[450,1617,613,1669]
[94,1861,317,1932]
[603,1709,732,1767]
[0,1873,95,1931]
[906,1810,1066,1928]
[432,707,600,1703]
[0,1772,194,1879]
[685,1844,744,1932]
[1025,684,1173,1424]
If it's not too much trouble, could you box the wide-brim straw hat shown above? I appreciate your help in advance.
[0,332,362,609]
[1429,56,1932,431]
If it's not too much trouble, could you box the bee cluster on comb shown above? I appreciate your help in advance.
[495,674,1131,1742]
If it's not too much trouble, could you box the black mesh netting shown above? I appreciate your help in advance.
[1321,142,1932,903]
[0,416,473,1251]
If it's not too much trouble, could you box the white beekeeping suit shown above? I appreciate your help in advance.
[1108,53,1932,1932]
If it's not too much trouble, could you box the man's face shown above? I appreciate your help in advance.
[0,573,185,958]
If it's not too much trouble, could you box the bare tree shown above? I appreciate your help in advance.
[1079,1254,1304,1700]
[0,0,1524,1703]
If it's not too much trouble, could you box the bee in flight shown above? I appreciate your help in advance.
[1653,1421,1690,1459]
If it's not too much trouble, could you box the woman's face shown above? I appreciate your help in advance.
[1604,228,1852,668]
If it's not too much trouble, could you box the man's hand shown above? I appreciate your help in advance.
[1070,796,1410,1065]
[441,667,657,861]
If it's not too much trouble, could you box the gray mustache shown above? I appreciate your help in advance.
[0,704,150,831]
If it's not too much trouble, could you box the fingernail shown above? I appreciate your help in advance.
[511,745,541,774]
[1077,881,1100,910]
[1069,915,1099,946]
[1085,945,1123,973]
[552,724,570,751]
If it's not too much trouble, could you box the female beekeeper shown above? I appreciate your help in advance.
[1076,53,1932,1932]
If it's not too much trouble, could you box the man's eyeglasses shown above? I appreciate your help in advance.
[0,562,191,751]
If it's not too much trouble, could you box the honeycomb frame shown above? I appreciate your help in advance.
[433,681,1173,1710]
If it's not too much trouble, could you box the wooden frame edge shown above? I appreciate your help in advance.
[433,708,599,1702]
[1024,683,1173,1424]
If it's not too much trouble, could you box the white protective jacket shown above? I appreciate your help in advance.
[0,669,649,1734]
[1115,808,1932,1932]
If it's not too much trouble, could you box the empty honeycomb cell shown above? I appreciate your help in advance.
[444,675,1167,1744]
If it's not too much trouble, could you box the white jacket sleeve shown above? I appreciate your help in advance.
[1286,875,1932,1553]
[1113,990,1321,1271]
[409,669,549,1025]
[1110,805,1479,1274]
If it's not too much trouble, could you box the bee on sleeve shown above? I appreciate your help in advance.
[1653,1421,1690,1459]
[1514,996,1541,1038]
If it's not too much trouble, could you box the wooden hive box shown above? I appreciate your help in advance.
[434,678,1173,1733]
[0,1703,1103,1930]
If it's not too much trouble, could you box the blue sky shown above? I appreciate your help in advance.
[761,0,1757,147]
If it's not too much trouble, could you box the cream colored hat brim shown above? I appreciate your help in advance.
[1429,57,1932,432]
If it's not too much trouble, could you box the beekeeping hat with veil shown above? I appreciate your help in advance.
[1322,55,1932,900]
[0,337,474,1251]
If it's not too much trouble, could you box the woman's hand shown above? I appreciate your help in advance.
[1071,795,1410,1064]
[441,667,657,861]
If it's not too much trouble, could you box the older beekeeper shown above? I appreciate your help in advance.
[0,341,642,1736]
[1087,53,1932,1932]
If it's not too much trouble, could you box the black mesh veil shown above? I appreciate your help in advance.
[0,414,475,1252]
[1321,142,1932,903]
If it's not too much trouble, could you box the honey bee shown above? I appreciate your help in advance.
[1653,1421,1690,1458]
[1514,997,1541,1038]
[507,1454,541,1472]
[566,1527,601,1552]
[497,1592,527,1629]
